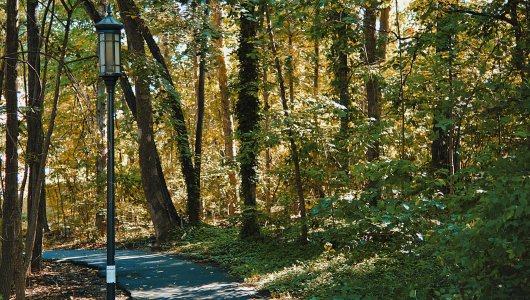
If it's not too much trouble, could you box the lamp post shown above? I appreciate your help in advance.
[95,5,123,299]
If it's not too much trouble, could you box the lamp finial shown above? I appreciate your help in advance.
[107,3,112,16]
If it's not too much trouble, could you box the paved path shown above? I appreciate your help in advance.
[43,249,260,300]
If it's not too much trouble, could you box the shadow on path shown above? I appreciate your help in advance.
[43,249,260,300]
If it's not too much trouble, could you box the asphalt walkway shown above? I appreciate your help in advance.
[43,249,260,299]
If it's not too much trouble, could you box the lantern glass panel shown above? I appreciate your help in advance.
[99,32,106,74]
[105,32,114,73]
[114,33,120,72]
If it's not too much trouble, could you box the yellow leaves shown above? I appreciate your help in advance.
[324,242,336,253]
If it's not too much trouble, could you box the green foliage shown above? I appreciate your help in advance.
[431,148,530,298]
[169,226,321,279]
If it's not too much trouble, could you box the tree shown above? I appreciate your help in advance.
[237,0,261,239]
[363,0,389,204]
[211,0,238,215]
[0,0,23,298]
[264,3,308,243]
[328,2,353,172]
[117,0,182,240]
[193,0,211,222]
[25,0,46,273]
[117,0,202,225]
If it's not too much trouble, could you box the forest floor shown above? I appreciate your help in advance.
[23,260,131,299]
[38,224,448,299]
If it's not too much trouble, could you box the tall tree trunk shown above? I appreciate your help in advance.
[0,0,22,298]
[26,0,45,273]
[114,0,200,225]
[431,8,453,190]
[364,1,388,205]
[82,0,181,231]
[23,0,74,278]
[330,8,352,171]
[377,5,390,60]
[194,0,210,221]
[32,183,46,271]
[364,1,381,163]
[313,4,320,97]
[237,2,261,239]
[265,5,308,243]
[263,65,272,215]
[211,0,238,216]
[96,82,106,211]
[118,0,181,240]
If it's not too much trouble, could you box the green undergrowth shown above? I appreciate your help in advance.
[165,225,449,299]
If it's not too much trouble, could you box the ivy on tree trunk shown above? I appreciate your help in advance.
[237,1,261,239]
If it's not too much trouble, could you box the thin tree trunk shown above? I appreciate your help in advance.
[0,0,22,297]
[118,0,181,240]
[194,0,210,221]
[26,0,45,273]
[431,8,453,190]
[263,66,272,215]
[237,1,261,239]
[24,0,76,277]
[364,1,386,205]
[313,34,319,96]
[211,0,238,216]
[96,82,106,210]
[265,5,307,243]
[331,8,352,171]
[394,0,406,159]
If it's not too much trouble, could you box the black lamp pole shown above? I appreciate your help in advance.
[95,5,123,299]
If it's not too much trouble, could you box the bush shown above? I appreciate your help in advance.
[434,149,530,298]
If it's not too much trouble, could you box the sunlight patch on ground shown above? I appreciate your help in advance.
[256,252,382,297]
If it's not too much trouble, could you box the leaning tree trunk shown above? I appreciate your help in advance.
[265,4,308,243]
[118,0,181,240]
[115,0,200,225]
[237,1,261,239]
[82,0,180,232]
[0,0,22,298]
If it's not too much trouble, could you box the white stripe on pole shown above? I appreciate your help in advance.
[106,265,116,283]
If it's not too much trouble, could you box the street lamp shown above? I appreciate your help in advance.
[95,4,123,299]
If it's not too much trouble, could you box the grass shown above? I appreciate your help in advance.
[162,224,450,299]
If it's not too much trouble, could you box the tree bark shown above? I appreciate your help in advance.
[265,5,307,243]
[211,0,238,216]
[96,82,106,210]
[82,0,179,230]
[115,0,201,225]
[330,8,352,172]
[0,0,22,298]
[23,0,74,278]
[431,8,453,189]
[237,2,261,239]
[118,0,181,240]
[194,0,210,222]
[331,9,351,139]
[26,0,45,273]
[364,1,381,163]
[262,64,273,215]
[32,182,46,271]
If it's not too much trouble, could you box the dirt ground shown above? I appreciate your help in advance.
[21,260,131,299]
